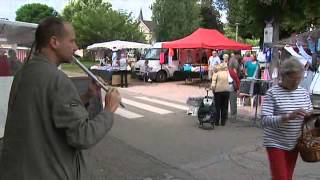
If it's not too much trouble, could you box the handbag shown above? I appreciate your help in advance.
[297,123,320,162]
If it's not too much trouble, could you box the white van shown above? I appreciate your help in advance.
[133,42,180,82]
[310,66,320,109]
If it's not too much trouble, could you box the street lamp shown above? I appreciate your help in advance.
[235,23,239,42]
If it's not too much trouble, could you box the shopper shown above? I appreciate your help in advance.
[211,54,230,126]
[261,57,313,180]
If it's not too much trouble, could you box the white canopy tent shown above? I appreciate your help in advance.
[0,19,38,45]
[0,20,38,138]
[87,40,151,50]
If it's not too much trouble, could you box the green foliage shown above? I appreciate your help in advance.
[62,0,146,48]
[61,58,96,74]
[200,0,223,31]
[223,25,236,40]
[15,3,59,23]
[223,25,259,46]
[243,38,260,46]
[152,0,201,41]
[226,0,320,40]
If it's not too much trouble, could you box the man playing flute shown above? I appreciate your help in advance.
[0,17,121,180]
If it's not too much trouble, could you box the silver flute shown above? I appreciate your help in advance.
[72,56,125,108]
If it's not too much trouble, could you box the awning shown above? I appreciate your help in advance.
[87,40,152,50]
[162,28,252,50]
[0,19,38,45]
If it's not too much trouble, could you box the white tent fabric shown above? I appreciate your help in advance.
[87,40,151,50]
[284,46,307,65]
[0,19,37,44]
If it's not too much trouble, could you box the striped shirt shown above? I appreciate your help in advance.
[261,85,313,150]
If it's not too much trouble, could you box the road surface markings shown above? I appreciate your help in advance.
[135,96,188,111]
[122,98,173,114]
[115,108,144,119]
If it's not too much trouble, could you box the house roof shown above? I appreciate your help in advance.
[141,20,155,32]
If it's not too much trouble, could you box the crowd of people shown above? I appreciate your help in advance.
[208,50,261,126]
[0,16,317,180]
[208,49,317,179]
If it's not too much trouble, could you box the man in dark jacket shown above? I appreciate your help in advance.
[0,17,121,180]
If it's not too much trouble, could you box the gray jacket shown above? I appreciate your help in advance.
[0,54,114,180]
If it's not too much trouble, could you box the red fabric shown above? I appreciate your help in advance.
[228,68,240,90]
[162,28,251,50]
[169,48,174,57]
[160,52,165,64]
[266,147,298,180]
[0,56,12,76]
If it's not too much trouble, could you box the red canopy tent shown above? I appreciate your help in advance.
[162,28,252,50]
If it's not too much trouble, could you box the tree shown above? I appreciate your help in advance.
[62,0,145,47]
[16,3,59,23]
[226,0,320,41]
[200,0,223,31]
[152,0,201,41]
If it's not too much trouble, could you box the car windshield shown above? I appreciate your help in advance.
[144,48,161,60]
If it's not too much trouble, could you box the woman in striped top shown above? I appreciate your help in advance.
[261,57,313,180]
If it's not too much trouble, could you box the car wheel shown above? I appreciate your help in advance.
[156,70,167,82]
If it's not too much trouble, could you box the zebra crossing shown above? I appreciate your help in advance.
[114,96,188,119]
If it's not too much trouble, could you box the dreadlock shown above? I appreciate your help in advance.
[25,17,66,64]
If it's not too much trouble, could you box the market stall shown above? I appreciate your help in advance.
[162,28,252,82]
[87,40,151,86]
[271,29,320,108]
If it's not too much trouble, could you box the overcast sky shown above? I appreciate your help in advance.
[0,0,226,22]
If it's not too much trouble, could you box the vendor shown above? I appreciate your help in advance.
[186,50,192,64]
[119,53,128,88]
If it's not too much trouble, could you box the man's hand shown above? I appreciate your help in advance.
[81,80,101,105]
[104,88,121,113]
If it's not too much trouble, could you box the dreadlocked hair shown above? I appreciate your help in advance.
[25,17,66,64]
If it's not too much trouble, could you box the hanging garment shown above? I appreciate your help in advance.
[317,38,320,53]
[263,68,271,80]
[257,51,266,62]
[299,70,315,90]
[284,46,307,65]
[297,43,312,64]
[307,36,316,53]
[160,52,165,64]
[265,48,272,63]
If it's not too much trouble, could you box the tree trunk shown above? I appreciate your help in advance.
[269,15,280,80]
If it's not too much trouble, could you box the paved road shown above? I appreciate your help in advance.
[2,80,320,180]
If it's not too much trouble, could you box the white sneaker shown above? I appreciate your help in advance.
[148,79,152,82]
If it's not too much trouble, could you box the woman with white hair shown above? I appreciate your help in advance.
[261,57,313,180]
[211,54,231,126]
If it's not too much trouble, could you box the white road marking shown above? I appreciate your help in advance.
[115,108,144,119]
[135,96,188,110]
[122,98,173,114]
